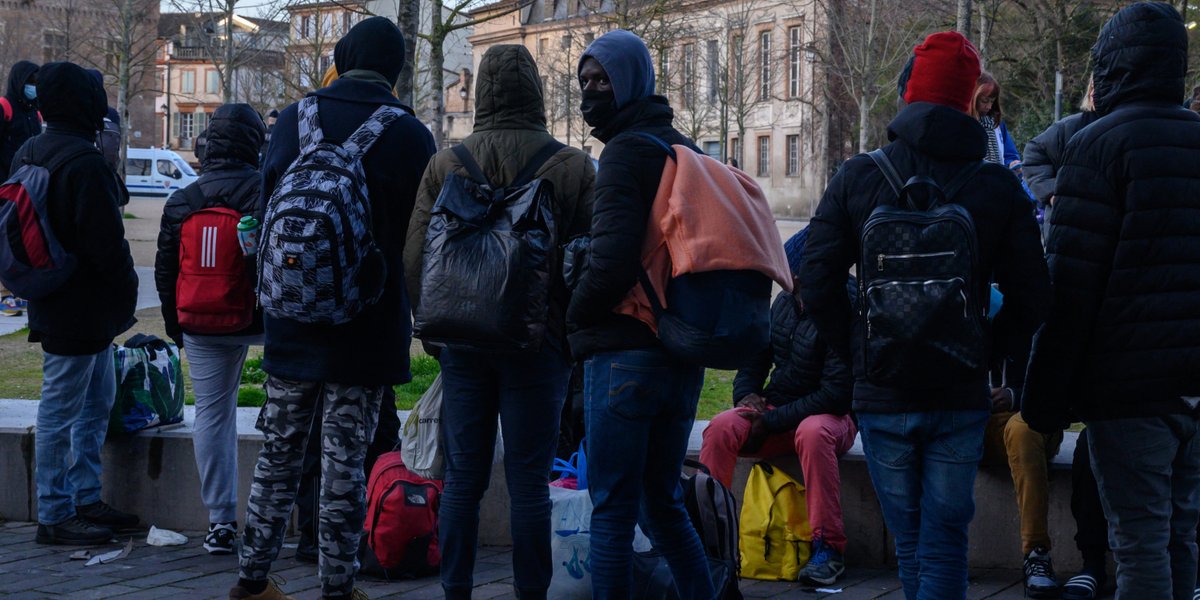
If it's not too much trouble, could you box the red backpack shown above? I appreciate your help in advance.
[364,451,442,575]
[176,184,254,334]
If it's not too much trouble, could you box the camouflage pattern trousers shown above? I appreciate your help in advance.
[239,376,383,596]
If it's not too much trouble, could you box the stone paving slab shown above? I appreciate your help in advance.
[0,519,1053,599]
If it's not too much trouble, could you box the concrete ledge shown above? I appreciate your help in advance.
[0,399,1083,570]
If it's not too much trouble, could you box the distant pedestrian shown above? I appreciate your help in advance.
[19,61,140,546]
[1,61,41,180]
[1022,4,1200,599]
[231,16,435,600]
[1022,77,1097,237]
[971,71,1036,205]
[154,103,265,556]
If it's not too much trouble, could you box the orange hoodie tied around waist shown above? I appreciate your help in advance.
[614,144,793,332]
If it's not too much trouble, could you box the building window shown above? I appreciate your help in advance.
[730,136,741,167]
[789,26,802,98]
[106,40,119,73]
[43,30,68,63]
[206,70,220,94]
[757,135,770,177]
[181,70,195,94]
[706,40,719,104]
[195,111,209,138]
[658,48,670,99]
[342,11,353,34]
[786,134,799,176]
[319,54,333,75]
[584,32,594,44]
[538,37,547,56]
[731,34,744,100]
[300,15,311,39]
[561,34,571,49]
[758,31,771,101]
[174,112,195,141]
[682,43,695,109]
[703,140,721,159]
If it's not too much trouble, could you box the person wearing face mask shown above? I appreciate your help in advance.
[13,61,140,545]
[1,61,43,181]
[565,29,715,600]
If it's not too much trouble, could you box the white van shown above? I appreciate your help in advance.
[125,148,199,198]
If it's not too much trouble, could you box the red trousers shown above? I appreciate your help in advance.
[700,408,857,553]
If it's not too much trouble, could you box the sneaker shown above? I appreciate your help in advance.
[294,539,318,564]
[798,536,845,586]
[76,501,140,532]
[35,516,114,545]
[229,577,293,600]
[1023,547,1061,598]
[205,522,237,555]
[1062,569,1105,600]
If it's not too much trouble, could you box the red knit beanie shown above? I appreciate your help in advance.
[902,32,981,113]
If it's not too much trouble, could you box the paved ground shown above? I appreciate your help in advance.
[0,520,1042,599]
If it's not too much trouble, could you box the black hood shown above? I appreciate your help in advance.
[6,60,38,107]
[887,102,988,161]
[1092,2,1187,115]
[334,17,406,88]
[473,45,546,132]
[203,103,265,169]
[37,62,107,135]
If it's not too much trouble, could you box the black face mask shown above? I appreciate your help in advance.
[580,89,617,128]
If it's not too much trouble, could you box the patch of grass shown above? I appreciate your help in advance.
[393,354,440,410]
[123,212,137,219]
[698,369,736,420]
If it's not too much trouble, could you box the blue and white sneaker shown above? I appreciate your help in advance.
[798,536,845,585]
[1023,547,1061,598]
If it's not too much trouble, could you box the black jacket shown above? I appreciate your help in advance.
[17,62,136,355]
[799,102,1051,414]
[1022,112,1099,208]
[2,61,41,181]
[565,96,698,359]
[1023,2,1200,430]
[733,284,853,433]
[261,78,435,385]
[155,104,265,343]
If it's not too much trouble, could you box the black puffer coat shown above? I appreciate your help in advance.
[732,283,854,433]
[16,62,137,355]
[1021,111,1099,207]
[1,61,41,180]
[155,103,265,343]
[799,102,1051,414]
[1022,2,1200,430]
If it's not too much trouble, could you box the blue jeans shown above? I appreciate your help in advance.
[438,346,570,600]
[857,409,989,600]
[36,347,117,525]
[1087,415,1200,600]
[585,348,714,600]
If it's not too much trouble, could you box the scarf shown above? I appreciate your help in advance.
[980,115,1002,165]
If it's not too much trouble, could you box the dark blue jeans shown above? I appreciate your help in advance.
[584,348,715,600]
[857,409,989,600]
[438,346,570,600]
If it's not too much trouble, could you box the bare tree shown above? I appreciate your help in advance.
[169,0,288,104]
[86,0,160,178]
[956,0,972,37]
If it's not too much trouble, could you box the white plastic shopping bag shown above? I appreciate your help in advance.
[401,374,444,479]
[548,485,651,599]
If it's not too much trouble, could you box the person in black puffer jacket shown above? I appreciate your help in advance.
[1,61,42,180]
[1021,4,1200,599]
[1021,77,1098,239]
[17,61,140,546]
[564,29,715,600]
[700,227,855,586]
[153,103,264,556]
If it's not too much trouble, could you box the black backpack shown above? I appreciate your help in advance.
[861,149,986,388]
[413,140,564,351]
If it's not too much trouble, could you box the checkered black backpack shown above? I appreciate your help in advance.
[258,97,402,324]
[860,149,985,388]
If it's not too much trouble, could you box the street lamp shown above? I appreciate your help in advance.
[459,86,467,99]
[804,42,816,64]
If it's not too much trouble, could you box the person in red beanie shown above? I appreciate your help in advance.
[798,30,1051,600]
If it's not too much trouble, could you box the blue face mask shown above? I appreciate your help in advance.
[23,85,36,101]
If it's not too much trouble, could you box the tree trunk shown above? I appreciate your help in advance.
[224,1,235,104]
[956,0,972,40]
[857,93,869,153]
[428,0,446,149]
[117,0,132,182]
[395,0,420,106]
[977,3,988,68]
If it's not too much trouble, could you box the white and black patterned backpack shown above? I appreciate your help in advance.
[258,97,402,324]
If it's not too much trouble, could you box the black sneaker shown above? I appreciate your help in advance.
[1024,546,1061,598]
[36,516,114,545]
[205,522,237,555]
[294,537,318,564]
[76,501,140,532]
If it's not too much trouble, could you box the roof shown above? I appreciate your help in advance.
[158,11,288,39]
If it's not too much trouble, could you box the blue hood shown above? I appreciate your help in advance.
[784,227,809,276]
[578,29,655,109]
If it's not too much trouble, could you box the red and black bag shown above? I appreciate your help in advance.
[175,184,254,334]
[364,451,442,576]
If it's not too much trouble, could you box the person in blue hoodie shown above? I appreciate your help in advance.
[565,30,715,600]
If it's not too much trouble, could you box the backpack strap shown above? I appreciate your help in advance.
[297,97,323,154]
[637,268,665,318]
[450,144,491,186]
[628,131,678,161]
[867,149,905,197]
[342,105,404,163]
[510,140,566,188]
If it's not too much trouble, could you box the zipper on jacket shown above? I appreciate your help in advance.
[877,250,955,271]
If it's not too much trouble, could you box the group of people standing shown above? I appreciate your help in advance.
[9,2,1200,600]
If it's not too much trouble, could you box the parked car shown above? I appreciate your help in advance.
[125,147,198,198]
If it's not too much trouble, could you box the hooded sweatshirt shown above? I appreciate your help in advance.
[565,30,700,359]
[1,61,41,180]
[14,62,137,355]
[261,17,436,385]
[155,104,266,342]
[404,44,595,353]
[1022,2,1200,430]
